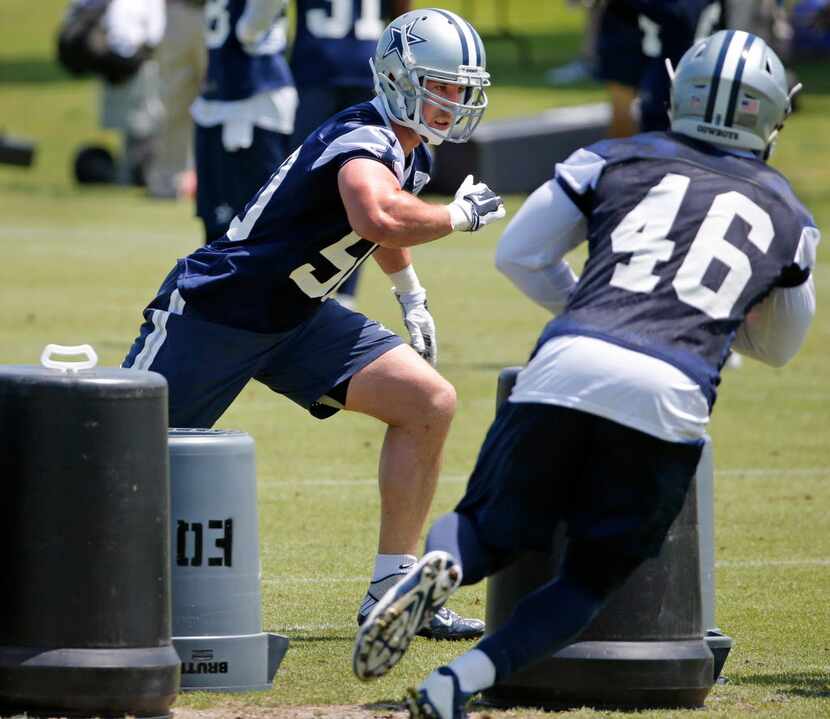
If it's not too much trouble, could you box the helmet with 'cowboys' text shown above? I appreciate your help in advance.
[668,29,800,158]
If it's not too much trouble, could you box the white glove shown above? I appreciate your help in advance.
[222,117,254,151]
[446,174,506,232]
[395,288,437,367]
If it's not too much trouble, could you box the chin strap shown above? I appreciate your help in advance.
[765,82,803,161]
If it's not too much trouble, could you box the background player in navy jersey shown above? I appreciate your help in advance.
[192,0,297,243]
[598,0,723,136]
[125,8,504,640]
[353,30,819,718]
[290,0,412,308]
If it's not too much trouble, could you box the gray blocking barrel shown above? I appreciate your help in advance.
[695,440,734,680]
[168,429,288,692]
[485,366,718,709]
[495,366,732,678]
[0,345,180,719]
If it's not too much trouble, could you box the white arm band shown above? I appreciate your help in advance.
[732,276,816,367]
[388,265,423,294]
[494,179,585,314]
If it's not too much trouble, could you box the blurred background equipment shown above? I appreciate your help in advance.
[0,133,36,167]
[59,0,166,186]
[73,143,117,183]
[431,103,610,195]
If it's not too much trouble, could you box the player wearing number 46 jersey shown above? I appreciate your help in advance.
[353,30,819,718]
[125,8,504,641]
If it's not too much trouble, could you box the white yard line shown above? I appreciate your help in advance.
[715,468,830,478]
[259,468,830,487]
[260,559,829,588]
[262,577,366,584]
[716,558,830,568]
[269,623,355,632]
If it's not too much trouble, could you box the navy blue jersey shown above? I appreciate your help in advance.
[202,0,293,101]
[291,0,385,89]
[598,1,722,84]
[542,132,816,406]
[627,0,723,63]
[161,98,432,332]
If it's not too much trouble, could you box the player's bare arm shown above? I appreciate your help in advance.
[339,158,506,248]
[373,245,412,274]
[338,158,452,247]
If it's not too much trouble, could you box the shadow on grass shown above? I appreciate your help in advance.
[738,671,830,699]
[0,56,72,84]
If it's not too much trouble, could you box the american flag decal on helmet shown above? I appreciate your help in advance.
[740,96,761,114]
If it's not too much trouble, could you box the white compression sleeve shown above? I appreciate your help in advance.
[732,276,816,367]
[494,179,584,314]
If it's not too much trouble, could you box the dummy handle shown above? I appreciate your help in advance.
[40,343,99,372]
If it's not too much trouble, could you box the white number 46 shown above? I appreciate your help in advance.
[609,173,774,319]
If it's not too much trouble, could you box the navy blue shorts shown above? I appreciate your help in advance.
[122,281,403,427]
[455,401,702,567]
[195,123,290,243]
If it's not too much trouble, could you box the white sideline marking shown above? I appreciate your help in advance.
[259,474,469,487]
[260,559,830,587]
[262,577,366,584]
[716,468,830,478]
[259,468,830,487]
[272,623,355,632]
[716,559,830,568]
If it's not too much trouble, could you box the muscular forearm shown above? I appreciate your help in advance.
[373,245,413,275]
[353,189,453,248]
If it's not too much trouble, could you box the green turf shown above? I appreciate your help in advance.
[1,1,828,717]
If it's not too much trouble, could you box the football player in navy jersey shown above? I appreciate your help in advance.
[598,0,723,136]
[193,0,298,243]
[353,30,819,718]
[290,0,412,308]
[125,8,504,641]
[291,0,412,145]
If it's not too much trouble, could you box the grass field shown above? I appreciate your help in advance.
[1,1,828,717]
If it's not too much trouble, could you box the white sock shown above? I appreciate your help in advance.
[448,649,497,694]
[371,553,417,582]
[359,553,417,616]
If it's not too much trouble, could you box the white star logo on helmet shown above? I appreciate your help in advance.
[382,18,427,64]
